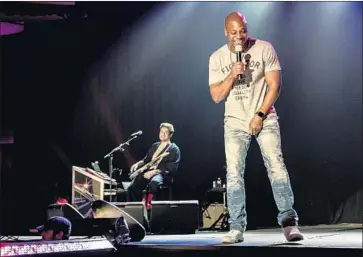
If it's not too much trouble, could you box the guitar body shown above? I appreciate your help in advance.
[129,152,169,180]
[129,165,152,180]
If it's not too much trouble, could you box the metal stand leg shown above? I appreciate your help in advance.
[108,154,114,202]
[207,191,229,231]
[221,191,229,230]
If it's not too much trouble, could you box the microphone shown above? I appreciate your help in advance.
[235,44,243,80]
[130,130,142,138]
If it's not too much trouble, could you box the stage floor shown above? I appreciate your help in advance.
[1,224,361,257]
[116,224,362,257]
[130,223,362,248]
[2,223,361,248]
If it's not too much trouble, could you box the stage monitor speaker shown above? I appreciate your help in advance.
[150,200,199,234]
[46,203,85,220]
[45,203,113,237]
[113,202,148,228]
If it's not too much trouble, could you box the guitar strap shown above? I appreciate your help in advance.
[152,142,172,160]
[151,142,172,168]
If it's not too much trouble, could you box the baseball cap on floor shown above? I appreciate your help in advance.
[35,216,72,239]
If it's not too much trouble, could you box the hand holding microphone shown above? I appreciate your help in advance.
[230,43,245,80]
[230,62,244,79]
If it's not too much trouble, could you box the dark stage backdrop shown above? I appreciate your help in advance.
[1,2,362,233]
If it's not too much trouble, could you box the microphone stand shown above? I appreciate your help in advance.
[104,136,139,202]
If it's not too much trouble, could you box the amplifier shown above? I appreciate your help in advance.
[202,203,226,229]
[150,200,199,234]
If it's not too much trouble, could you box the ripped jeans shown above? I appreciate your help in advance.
[224,113,298,232]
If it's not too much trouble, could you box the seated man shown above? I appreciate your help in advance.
[127,122,180,206]
[29,216,72,241]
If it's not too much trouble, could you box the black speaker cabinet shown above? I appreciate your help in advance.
[150,200,199,234]
[113,202,148,228]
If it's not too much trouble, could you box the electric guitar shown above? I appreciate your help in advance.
[129,152,170,180]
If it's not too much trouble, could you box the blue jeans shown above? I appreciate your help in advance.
[126,173,164,202]
[224,113,298,232]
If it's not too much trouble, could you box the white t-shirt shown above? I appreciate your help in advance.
[209,39,281,132]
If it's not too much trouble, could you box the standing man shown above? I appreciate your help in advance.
[127,123,180,208]
[208,12,303,243]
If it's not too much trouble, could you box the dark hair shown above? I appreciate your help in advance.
[160,122,175,135]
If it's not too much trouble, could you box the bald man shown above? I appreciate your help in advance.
[208,12,303,243]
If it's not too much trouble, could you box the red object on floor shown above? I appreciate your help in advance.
[56,198,68,205]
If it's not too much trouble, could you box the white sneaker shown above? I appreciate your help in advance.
[222,230,244,244]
